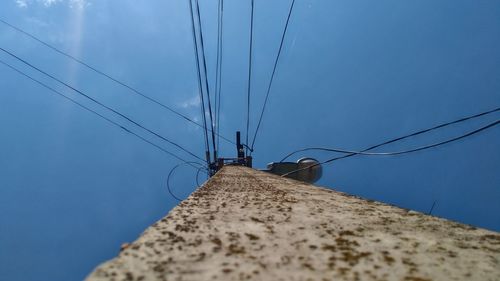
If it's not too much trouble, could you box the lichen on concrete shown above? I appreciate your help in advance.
[86,166,500,281]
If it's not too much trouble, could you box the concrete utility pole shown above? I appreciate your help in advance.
[86,166,500,281]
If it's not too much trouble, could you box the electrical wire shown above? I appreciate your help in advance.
[0,47,205,162]
[195,167,204,187]
[214,0,221,153]
[195,0,217,162]
[280,106,500,162]
[250,0,296,153]
[281,119,500,178]
[215,0,224,154]
[428,200,437,215]
[245,0,255,155]
[0,18,235,145]
[0,59,201,169]
[188,0,211,167]
[166,161,207,201]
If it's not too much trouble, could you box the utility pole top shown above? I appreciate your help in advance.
[214,131,252,174]
[86,166,500,281]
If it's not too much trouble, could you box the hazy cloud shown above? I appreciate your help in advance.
[69,0,90,9]
[14,0,90,9]
[42,0,61,7]
[179,95,201,109]
[15,0,27,7]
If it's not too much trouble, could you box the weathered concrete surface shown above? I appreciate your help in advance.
[86,166,500,281]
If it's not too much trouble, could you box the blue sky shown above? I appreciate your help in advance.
[1,0,499,280]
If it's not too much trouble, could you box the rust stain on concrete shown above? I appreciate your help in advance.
[86,166,500,281]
